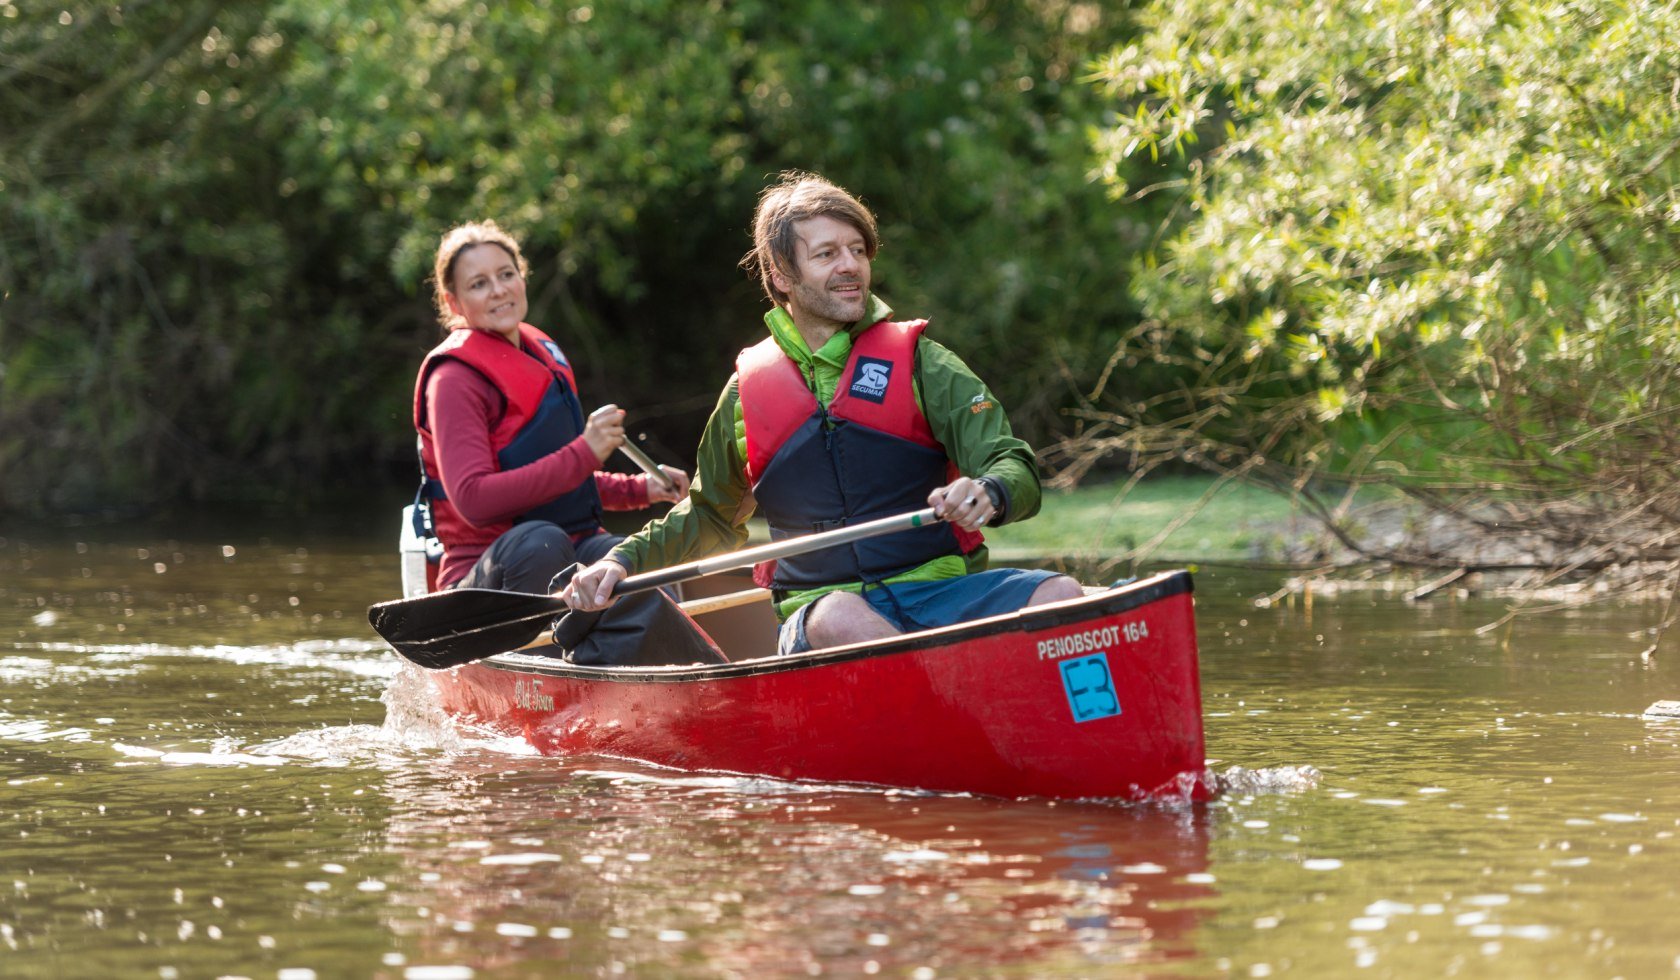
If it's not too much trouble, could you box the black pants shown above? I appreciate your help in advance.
[457,522,726,667]
[454,523,619,595]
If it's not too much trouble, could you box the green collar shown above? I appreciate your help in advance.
[763,294,895,369]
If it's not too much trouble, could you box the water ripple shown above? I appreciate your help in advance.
[12,638,396,678]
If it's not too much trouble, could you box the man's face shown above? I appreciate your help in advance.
[775,215,871,329]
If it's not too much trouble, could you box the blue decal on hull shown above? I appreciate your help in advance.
[1060,653,1121,723]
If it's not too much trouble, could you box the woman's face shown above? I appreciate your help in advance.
[446,243,528,340]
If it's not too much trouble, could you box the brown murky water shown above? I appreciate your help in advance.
[2,514,1677,978]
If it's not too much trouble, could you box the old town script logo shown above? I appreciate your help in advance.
[513,679,555,712]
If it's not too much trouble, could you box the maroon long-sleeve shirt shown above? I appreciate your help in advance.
[426,359,650,586]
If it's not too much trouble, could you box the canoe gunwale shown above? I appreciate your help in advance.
[468,569,1193,685]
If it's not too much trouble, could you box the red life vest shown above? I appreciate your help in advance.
[737,319,983,590]
[413,324,603,586]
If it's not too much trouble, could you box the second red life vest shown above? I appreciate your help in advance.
[413,324,603,584]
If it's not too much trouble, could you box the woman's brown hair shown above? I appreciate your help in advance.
[431,220,529,330]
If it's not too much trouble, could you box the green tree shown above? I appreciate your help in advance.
[1076,0,1680,577]
[1,0,1146,514]
[1,2,311,508]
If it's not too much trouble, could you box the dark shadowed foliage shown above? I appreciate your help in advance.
[0,0,1158,515]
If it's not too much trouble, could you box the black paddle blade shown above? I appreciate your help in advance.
[367,588,567,669]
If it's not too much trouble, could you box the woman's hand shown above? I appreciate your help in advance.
[648,465,690,503]
[584,404,627,463]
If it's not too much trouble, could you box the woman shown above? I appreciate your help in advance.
[413,220,690,595]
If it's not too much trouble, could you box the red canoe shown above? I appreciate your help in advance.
[426,570,1209,801]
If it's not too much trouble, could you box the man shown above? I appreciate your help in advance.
[563,171,1082,654]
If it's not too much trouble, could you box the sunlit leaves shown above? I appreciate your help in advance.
[1081,0,1680,510]
[1044,0,1680,582]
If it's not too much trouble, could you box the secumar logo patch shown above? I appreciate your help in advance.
[849,356,892,403]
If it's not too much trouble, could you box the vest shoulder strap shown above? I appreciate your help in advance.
[415,325,570,433]
[737,335,818,481]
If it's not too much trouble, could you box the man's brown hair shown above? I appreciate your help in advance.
[740,171,880,307]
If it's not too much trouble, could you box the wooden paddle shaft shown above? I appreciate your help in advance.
[618,441,674,493]
[592,404,675,493]
[514,586,767,653]
[610,508,942,597]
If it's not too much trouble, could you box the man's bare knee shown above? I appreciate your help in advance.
[804,591,900,649]
[1027,575,1084,606]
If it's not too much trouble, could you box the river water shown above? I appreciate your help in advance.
[2,515,1677,978]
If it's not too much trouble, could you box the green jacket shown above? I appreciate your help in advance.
[608,294,1043,618]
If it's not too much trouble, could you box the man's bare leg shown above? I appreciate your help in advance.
[803,591,900,649]
[1027,574,1085,606]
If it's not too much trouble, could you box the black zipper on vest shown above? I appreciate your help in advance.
[821,403,867,576]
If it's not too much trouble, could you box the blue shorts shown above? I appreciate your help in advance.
[776,567,1062,656]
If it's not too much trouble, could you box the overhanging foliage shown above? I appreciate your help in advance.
[1073,0,1680,582]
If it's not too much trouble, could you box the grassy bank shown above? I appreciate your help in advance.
[730,474,1305,563]
[985,475,1302,563]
